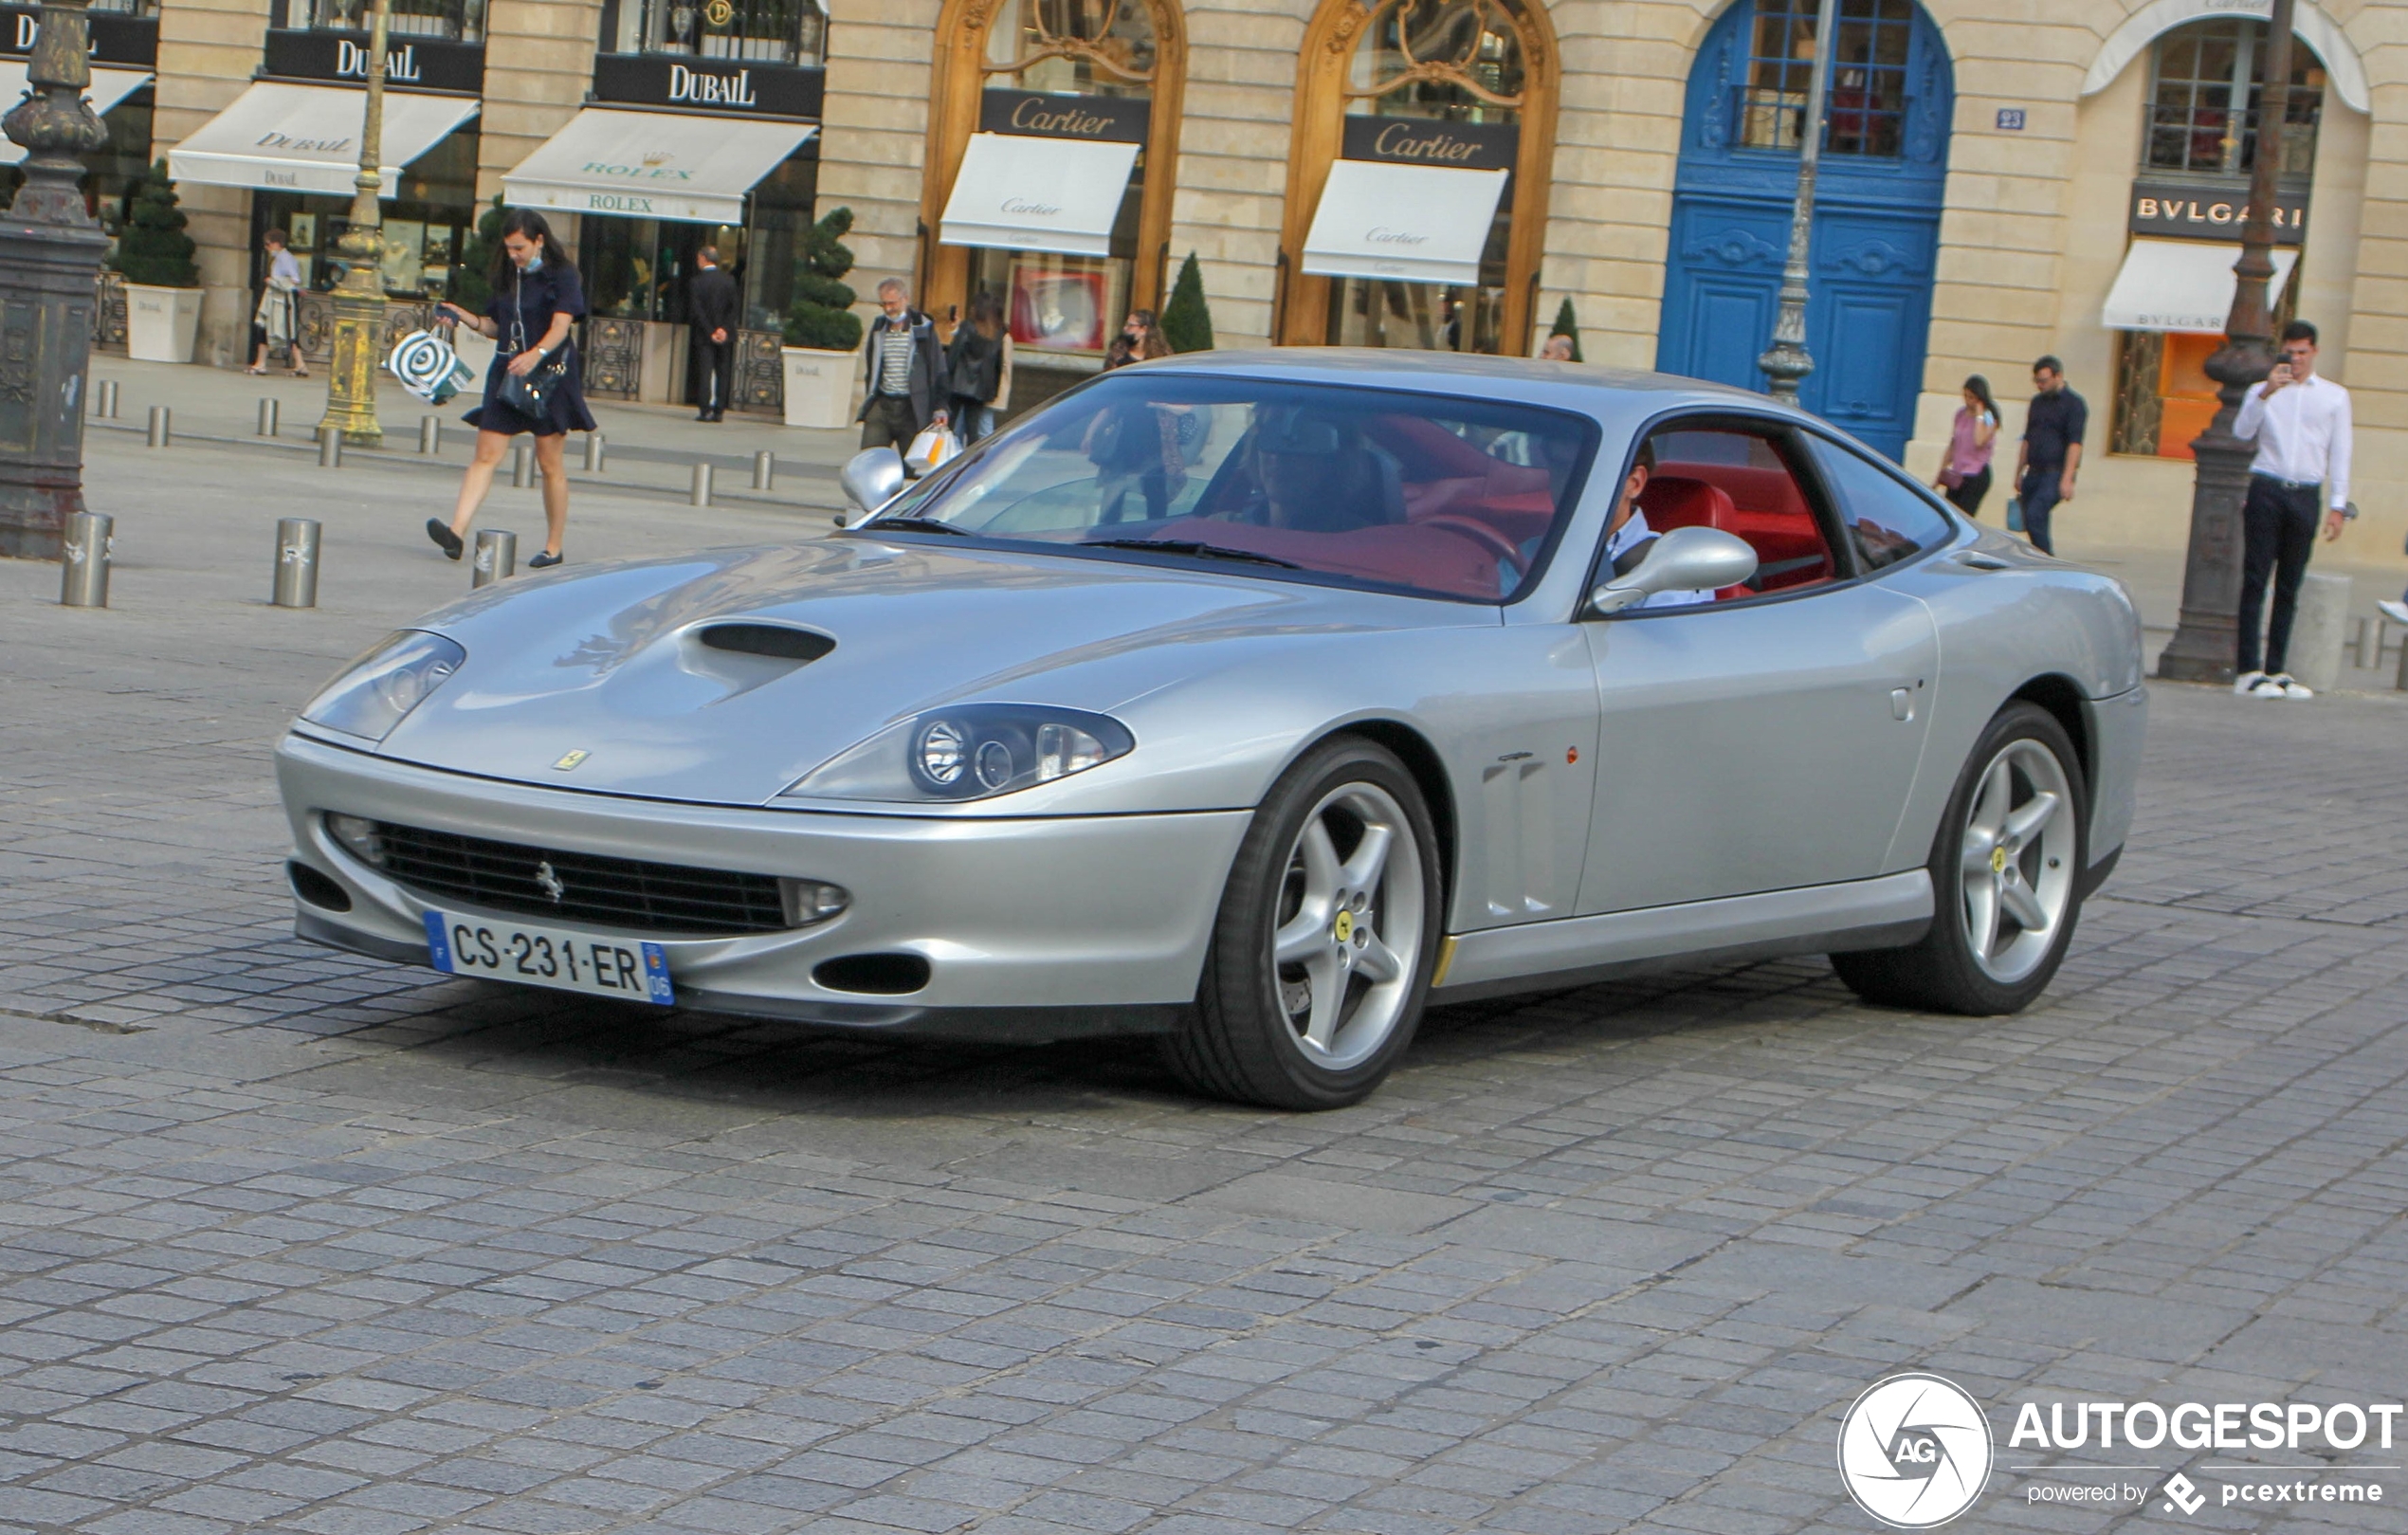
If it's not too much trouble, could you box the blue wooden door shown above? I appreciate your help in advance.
[1657,0,1953,461]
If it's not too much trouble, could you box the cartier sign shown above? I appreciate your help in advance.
[1341,115,1519,174]
[2129,179,2308,245]
[979,88,1150,144]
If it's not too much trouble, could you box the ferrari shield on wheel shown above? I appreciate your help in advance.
[1168,738,1441,1109]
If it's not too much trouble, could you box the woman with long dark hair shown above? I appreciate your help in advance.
[946,290,1011,445]
[1938,374,1999,518]
[1104,308,1172,370]
[428,209,596,569]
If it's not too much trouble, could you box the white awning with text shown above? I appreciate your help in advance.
[939,133,1140,259]
[502,109,816,226]
[1302,160,1508,287]
[168,82,478,198]
[0,64,151,166]
[2102,238,2301,334]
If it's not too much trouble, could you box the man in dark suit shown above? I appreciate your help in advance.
[687,246,739,422]
[858,278,948,455]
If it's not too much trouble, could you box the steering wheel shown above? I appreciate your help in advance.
[1418,515,1529,583]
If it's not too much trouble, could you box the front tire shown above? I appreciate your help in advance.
[1832,702,2088,1014]
[1164,737,1442,1109]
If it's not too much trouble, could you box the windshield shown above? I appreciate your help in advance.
[866,374,1600,603]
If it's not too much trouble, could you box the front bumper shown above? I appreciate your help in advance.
[276,734,1252,1038]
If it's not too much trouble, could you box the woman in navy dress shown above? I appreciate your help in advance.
[428,209,597,569]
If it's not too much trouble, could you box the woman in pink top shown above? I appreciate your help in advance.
[1936,374,1999,517]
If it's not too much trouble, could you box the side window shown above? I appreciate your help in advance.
[1804,436,1959,572]
[1618,422,1839,603]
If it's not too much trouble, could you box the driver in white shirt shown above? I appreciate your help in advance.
[1599,440,1717,609]
[2232,320,2353,700]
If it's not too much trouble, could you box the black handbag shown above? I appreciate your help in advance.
[495,267,570,418]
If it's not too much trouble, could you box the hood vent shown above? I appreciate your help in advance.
[697,623,835,663]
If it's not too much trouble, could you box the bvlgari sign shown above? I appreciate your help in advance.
[2129,179,2308,245]
[1341,116,1519,174]
[979,88,1150,144]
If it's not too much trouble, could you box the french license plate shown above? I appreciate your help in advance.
[423,910,674,1005]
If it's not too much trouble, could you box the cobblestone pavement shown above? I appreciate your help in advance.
[2,434,2406,1533]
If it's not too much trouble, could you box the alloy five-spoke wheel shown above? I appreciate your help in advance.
[1831,702,2089,1015]
[1168,737,1442,1109]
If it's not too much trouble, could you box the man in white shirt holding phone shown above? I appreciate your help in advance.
[2233,320,2353,700]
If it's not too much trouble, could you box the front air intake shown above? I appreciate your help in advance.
[696,623,834,663]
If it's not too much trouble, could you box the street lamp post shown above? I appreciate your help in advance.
[2155,0,2296,684]
[1758,0,1840,402]
[319,0,392,448]
[0,0,111,560]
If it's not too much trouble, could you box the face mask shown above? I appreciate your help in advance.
[523,251,543,272]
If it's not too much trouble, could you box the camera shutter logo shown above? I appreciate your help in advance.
[1836,1373,1994,1527]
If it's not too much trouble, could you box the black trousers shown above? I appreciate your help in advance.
[692,339,734,416]
[1943,466,1992,519]
[859,394,921,452]
[2236,475,2323,676]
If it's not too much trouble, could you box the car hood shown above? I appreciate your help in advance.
[364,537,1483,807]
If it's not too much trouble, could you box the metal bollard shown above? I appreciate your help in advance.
[60,511,111,608]
[511,441,533,488]
[582,431,604,472]
[419,414,441,455]
[2288,573,2351,696]
[145,404,170,448]
[471,528,517,588]
[752,450,775,491]
[272,517,321,609]
[318,425,342,467]
[257,397,279,437]
[95,378,118,418]
[690,462,713,507]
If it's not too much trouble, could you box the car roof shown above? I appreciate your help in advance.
[1126,347,1818,437]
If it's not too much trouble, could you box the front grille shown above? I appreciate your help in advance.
[369,822,789,937]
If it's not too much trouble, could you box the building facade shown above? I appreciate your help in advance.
[66,0,2408,553]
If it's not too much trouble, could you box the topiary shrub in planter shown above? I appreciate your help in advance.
[1161,251,1213,354]
[111,160,202,362]
[782,208,865,428]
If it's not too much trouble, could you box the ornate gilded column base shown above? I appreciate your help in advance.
[319,284,386,448]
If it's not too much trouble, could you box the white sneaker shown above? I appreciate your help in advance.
[2241,673,2288,699]
[2234,669,2268,697]
[2379,598,2408,627]
[2277,675,2315,700]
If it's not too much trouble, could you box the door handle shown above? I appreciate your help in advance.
[1890,686,1916,722]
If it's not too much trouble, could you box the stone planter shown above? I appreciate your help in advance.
[122,283,201,363]
[781,345,856,429]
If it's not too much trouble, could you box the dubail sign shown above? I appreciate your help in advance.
[1836,1372,2401,1526]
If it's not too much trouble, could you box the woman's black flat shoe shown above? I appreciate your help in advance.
[527,550,563,569]
[427,519,463,559]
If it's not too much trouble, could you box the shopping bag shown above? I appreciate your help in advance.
[388,330,477,406]
[2006,495,2026,534]
[904,424,958,477]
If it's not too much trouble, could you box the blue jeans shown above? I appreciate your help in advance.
[2017,465,2065,555]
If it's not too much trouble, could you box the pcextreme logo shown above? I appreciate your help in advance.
[1837,1374,1994,1528]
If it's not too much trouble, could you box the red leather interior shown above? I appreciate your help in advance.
[1650,459,1835,595]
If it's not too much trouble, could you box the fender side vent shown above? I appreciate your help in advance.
[813,953,931,996]
[698,623,834,663]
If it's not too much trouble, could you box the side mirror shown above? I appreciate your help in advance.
[840,447,907,516]
[1588,525,1758,615]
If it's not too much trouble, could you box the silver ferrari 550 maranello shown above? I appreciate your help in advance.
[276,350,2145,1108]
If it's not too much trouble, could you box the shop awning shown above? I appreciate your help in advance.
[939,132,1140,258]
[2102,238,2301,333]
[168,82,478,198]
[1303,160,1509,287]
[0,64,151,165]
[502,109,816,226]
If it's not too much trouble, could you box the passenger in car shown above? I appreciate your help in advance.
[1600,440,1716,608]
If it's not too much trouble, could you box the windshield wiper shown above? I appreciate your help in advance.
[859,515,971,537]
[1079,538,1304,571]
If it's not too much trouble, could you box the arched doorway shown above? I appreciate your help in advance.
[1278,0,1559,354]
[1656,0,1953,460]
[921,0,1185,371]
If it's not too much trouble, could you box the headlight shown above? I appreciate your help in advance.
[324,813,386,868]
[784,704,1134,803]
[300,630,465,742]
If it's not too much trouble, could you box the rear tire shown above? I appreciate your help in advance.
[1163,737,1442,1110]
[1831,701,2087,1014]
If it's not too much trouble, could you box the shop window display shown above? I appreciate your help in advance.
[607,0,827,66]
[287,0,484,42]
[1736,0,1912,156]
